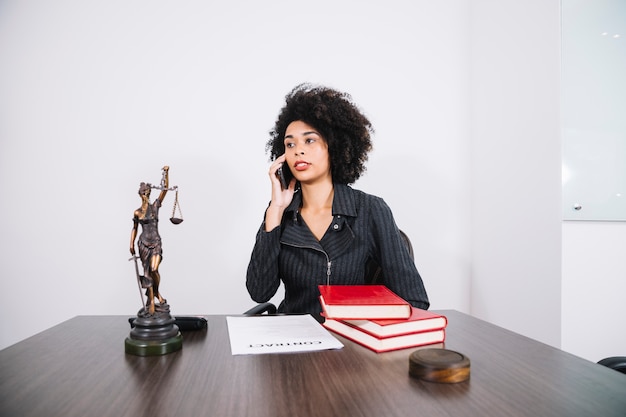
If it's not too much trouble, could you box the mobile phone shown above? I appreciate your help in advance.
[275,162,294,190]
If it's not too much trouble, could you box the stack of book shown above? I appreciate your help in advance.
[319,285,447,353]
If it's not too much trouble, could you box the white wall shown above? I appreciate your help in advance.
[562,222,626,362]
[469,0,626,362]
[0,0,471,349]
[469,1,562,347]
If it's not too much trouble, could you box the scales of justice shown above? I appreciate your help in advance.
[125,165,185,356]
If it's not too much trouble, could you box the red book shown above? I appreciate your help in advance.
[318,285,411,320]
[343,308,447,338]
[323,318,445,353]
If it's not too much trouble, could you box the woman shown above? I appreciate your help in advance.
[246,84,429,318]
[130,166,169,315]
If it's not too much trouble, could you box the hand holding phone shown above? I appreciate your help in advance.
[266,159,295,231]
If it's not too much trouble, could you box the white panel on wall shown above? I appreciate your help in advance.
[562,0,626,221]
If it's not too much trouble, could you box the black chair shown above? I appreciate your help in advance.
[597,357,626,374]
[243,302,277,315]
[243,229,414,315]
[364,229,414,284]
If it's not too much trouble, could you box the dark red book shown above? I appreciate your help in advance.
[318,285,411,320]
[323,318,446,353]
[342,308,447,338]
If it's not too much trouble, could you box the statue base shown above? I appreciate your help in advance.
[125,334,183,356]
[125,303,183,356]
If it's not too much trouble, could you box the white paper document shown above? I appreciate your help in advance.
[226,314,344,355]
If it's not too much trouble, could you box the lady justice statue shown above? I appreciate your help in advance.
[130,166,170,315]
[126,166,183,356]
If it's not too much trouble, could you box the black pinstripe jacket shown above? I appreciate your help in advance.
[246,184,429,317]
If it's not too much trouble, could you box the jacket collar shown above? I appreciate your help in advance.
[281,184,357,255]
[285,183,357,219]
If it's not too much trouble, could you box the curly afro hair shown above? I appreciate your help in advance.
[266,83,373,185]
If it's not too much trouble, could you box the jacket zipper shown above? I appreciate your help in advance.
[326,260,332,286]
[282,242,332,285]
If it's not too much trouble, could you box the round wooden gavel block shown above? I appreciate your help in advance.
[409,348,470,383]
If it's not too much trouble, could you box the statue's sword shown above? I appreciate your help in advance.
[129,255,146,310]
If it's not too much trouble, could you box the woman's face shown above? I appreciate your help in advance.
[284,120,331,185]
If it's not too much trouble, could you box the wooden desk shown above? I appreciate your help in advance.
[1,310,625,417]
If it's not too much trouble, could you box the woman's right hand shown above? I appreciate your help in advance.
[265,154,295,231]
[269,154,296,206]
